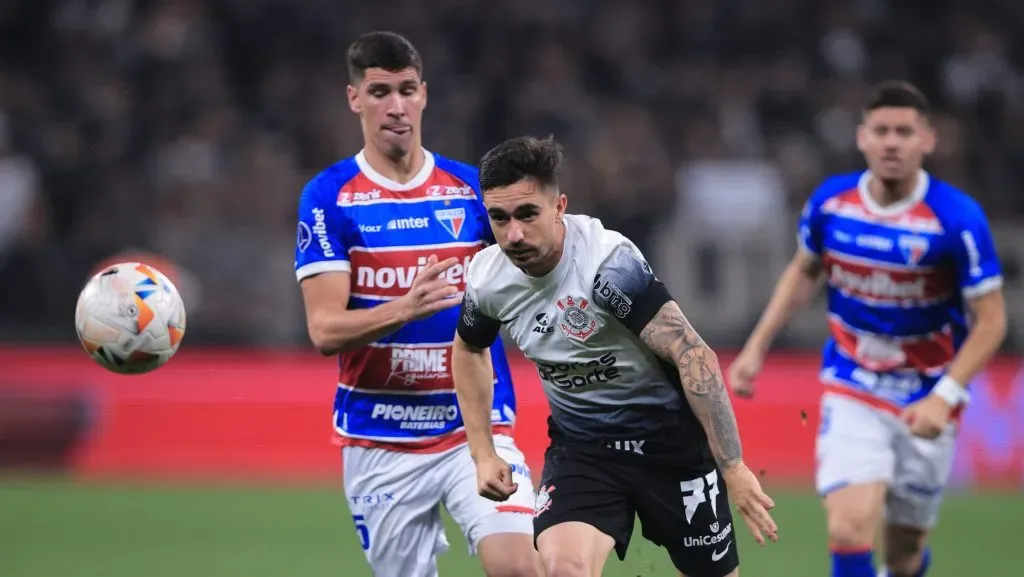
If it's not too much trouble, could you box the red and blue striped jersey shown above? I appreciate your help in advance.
[294,149,517,453]
[799,170,1003,412]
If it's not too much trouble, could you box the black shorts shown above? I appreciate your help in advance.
[533,441,740,577]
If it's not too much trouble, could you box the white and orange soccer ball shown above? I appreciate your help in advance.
[75,262,187,374]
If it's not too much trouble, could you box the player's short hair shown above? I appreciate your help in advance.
[479,135,563,193]
[864,80,931,118]
[347,31,423,84]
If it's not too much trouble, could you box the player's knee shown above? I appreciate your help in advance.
[477,532,542,577]
[826,509,876,547]
[538,543,592,577]
[483,557,542,577]
[824,484,885,547]
[480,546,542,577]
[543,556,590,577]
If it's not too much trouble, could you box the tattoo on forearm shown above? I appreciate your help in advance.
[640,302,743,469]
[679,348,718,395]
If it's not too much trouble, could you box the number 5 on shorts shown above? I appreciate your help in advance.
[818,405,832,437]
[680,470,720,524]
[352,514,370,551]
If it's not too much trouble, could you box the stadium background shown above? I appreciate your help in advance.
[1,0,1021,575]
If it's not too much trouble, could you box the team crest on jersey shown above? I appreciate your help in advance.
[898,235,930,265]
[296,222,312,252]
[434,207,466,239]
[556,296,597,341]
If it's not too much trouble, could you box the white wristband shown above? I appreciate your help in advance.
[932,375,969,407]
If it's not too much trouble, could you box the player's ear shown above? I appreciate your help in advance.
[420,80,428,110]
[555,193,567,220]
[855,122,868,154]
[347,84,361,115]
[921,119,937,155]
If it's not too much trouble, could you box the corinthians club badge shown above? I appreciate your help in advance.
[556,296,597,341]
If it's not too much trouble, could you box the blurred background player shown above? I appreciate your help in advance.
[293,32,539,577]
[728,81,1007,577]
[453,136,777,577]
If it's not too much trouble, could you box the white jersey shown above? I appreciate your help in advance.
[457,214,710,463]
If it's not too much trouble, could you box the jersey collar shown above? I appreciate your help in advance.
[355,147,435,191]
[856,169,929,217]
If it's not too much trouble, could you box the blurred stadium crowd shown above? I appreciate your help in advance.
[0,0,1021,347]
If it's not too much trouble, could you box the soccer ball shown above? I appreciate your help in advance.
[75,262,187,374]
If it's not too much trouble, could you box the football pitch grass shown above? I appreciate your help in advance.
[1,478,1019,576]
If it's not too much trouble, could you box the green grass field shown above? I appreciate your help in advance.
[0,478,1020,576]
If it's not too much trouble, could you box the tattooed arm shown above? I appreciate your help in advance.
[638,301,779,545]
[589,242,744,470]
[593,243,777,543]
[639,301,743,470]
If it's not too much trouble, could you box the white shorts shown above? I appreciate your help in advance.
[342,434,535,577]
[815,392,957,529]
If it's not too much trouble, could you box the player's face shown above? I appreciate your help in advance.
[347,67,427,159]
[857,107,935,181]
[484,179,567,275]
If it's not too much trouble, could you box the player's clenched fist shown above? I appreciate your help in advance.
[474,452,519,502]
[398,254,462,321]
[723,463,778,546]
[901,394,953,440]
[728,347,764,399]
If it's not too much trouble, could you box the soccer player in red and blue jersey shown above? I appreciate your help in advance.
[294,32,540,577]
[728,81,1007,577]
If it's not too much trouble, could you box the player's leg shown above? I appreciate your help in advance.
[533,443,635,577]
[537,521,617,577]
[632,461,740,577]
[816,393,897,577]
[343,445,447,577]
[880,421,957,577]
[475,533,542,577]
[442,435,541,577]
[880,525,930,577]
[823,483,888,576]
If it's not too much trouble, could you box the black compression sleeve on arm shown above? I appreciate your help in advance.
[618,280,673,335]
[456,291,502,349]
[593,245,674,336]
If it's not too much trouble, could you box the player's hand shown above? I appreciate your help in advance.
[722,462,778,546]
[474,452,518,502]
[728,347,764,399]
[900,394,952,440]
[398,255,462,321]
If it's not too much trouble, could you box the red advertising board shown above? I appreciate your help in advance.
[0,346,1021,488]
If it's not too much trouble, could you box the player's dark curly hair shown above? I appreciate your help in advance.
[865,80,931,117]
[479,135,563,193]
[347,31,422,84]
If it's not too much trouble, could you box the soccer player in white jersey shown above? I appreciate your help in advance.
[728,81,1007,577]
[295,32,540,577]
[451,135,778,577]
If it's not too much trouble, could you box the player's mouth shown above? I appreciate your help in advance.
[383,124,411,136]
[506,247,535,262]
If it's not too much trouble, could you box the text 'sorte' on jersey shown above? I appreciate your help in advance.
[294,149,518,453]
